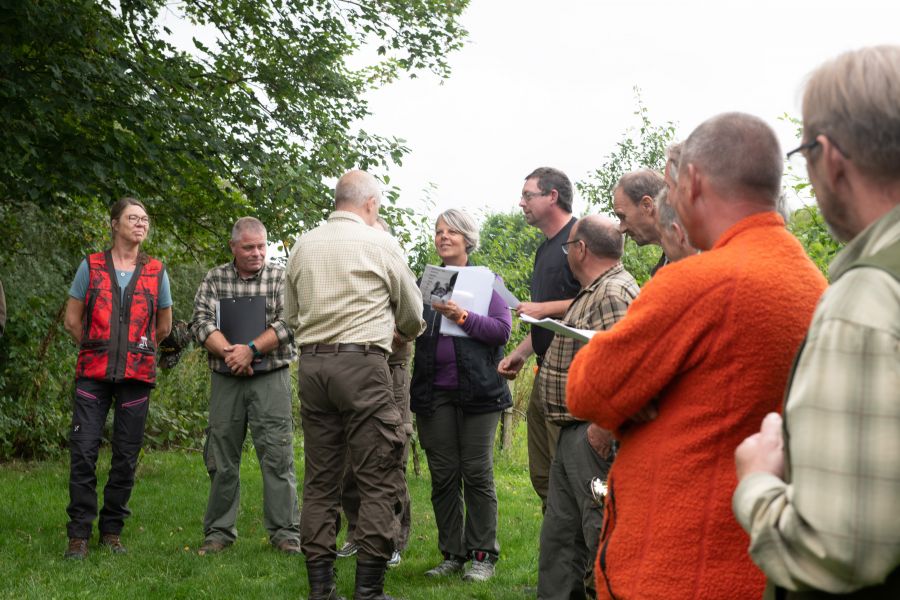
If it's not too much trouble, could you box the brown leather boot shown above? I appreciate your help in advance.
[64,537,89,560]
[99,533,127,554]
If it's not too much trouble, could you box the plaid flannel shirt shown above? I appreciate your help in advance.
[541,263,639,425]
[733,204,900,594]
[191,261,296,373]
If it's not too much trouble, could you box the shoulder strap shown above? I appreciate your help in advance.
[846,237,900,281]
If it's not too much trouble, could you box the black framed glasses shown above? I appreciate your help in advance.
[786,135,850,161]
[786,139,820,160]
[521,190,550,202]
[125,215,150,225]
[561,239,582,255]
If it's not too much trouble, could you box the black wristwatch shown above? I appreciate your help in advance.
[247,340,263,359]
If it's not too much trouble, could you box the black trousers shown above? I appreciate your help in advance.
[66,377,151,539]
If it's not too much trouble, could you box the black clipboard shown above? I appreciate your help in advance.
[217,295,270,373]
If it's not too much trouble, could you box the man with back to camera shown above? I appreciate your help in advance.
[497,167,581,513]
[285,170,425,600]
[566,112,827,599]
[734,45,900,598]
[190,216,301,556]
[537,214,639,600]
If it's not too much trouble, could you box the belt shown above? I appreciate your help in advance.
[299,343,386,357]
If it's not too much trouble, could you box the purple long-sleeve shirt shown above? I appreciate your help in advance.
[433,288,512,389]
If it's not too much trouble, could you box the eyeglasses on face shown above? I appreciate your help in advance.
[785,139,820,161]
[521,190,550,202]
[561,239,582,255]
[785,135,850,161]
[125,215,150,225]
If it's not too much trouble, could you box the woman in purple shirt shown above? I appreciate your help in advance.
[410,209,512,583]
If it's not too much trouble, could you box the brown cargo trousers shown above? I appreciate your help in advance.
[298,349,407,562]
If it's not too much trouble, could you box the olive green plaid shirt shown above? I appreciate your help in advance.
[733,203,900,594]
[191,261,296,373]
[541,263,639,425]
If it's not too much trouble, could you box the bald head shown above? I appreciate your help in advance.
[576,215,624,260]
[335,170,381,209]
[679,112,782,204]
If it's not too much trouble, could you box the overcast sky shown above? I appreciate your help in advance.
[359,0,899,221]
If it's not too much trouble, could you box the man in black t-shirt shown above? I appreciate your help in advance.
[498,167,581,511]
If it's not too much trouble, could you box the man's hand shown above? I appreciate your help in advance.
[224,344,254,376]
[587,424,615,459]
[735,412,785,482]
[628,401,659,425]
[497,354,525,380]
[516,301,549,319]
[392,329,411,352]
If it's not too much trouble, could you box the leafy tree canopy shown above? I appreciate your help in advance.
[0,0,469,257]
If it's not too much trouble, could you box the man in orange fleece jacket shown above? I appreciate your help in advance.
[566,112,827,600]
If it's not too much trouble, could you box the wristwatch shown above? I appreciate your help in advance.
[456,311,469,326]
[247,340,263,359]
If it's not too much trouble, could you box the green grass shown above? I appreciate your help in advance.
[0,417,540,599]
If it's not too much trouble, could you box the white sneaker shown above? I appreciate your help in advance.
[387,550,402,568]
[424,557,465,577]
[463,558,495,582]
[336,541,358,558]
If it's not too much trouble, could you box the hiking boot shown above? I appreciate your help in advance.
[336,541,358,558]
[386,550,401,568]
[64,537,89,560]
[274,538,302,555]
[424,557,465,578]
[198,538,232,556]
[99,533,127,554]
[462,556,495,582]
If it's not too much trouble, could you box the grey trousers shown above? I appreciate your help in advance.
[203,368,301,545]
[298,351,406,562]
[417,391,501,560]
[538,422,612,600]
[528,367,561,512]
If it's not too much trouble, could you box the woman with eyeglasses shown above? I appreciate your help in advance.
[61,197,173,560]
[410,208,512,582]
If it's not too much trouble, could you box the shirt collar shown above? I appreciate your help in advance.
[578,262,625,296]
[230,260,265,281]
[328,210,368,226]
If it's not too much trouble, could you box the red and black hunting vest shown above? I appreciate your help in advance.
[76,251,164,384]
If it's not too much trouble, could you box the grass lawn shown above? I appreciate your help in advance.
[0,419,541,599]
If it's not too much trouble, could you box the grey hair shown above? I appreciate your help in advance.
[335,170,381,208]
[802,45,900,181]
[655,187,681,230]
[615,169,666,205]
[679,112,782,204]
[231,216,266,242]
[436,208,479,254]
[666,142,683,184]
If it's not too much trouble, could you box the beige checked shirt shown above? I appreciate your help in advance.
[733,203,900,594]
[541,263,639,425]
[284,211,425,353]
